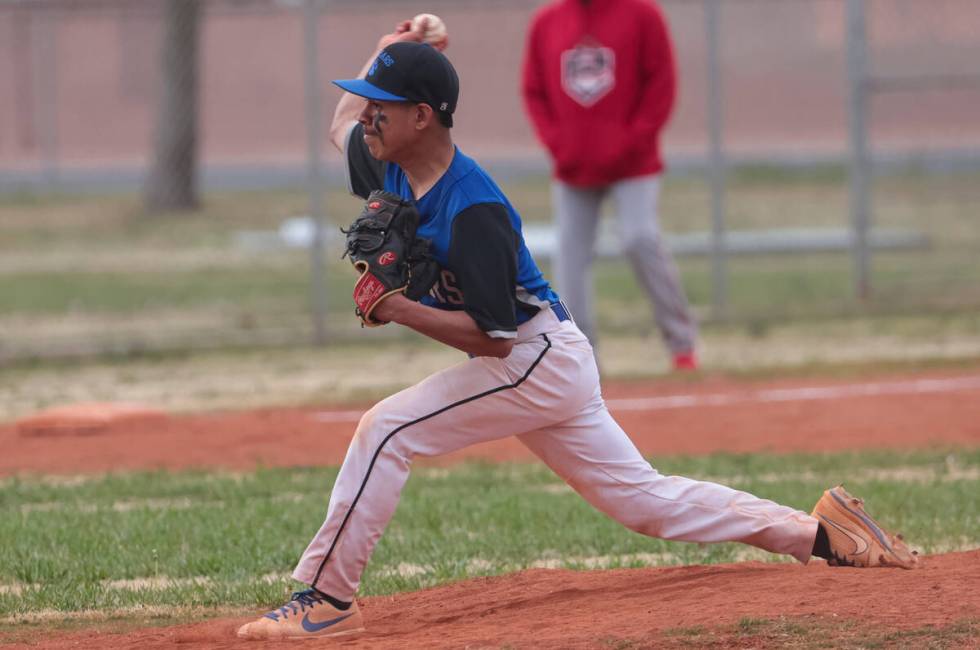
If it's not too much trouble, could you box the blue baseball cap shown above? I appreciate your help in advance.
[333,42,459,127]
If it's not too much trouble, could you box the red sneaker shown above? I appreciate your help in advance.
[672,351,699,371]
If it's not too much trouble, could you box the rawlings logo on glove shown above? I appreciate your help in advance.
[343,190,440,327]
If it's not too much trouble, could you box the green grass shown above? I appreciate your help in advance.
[6,248,978,324]
[1,449,977,619]
[0,188,363,248]
[1,168,979,360]
[594,250,980,334]
[0,268,313,315]
[662,616,980,649]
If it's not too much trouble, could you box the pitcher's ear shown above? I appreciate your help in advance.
[415,103,435,130]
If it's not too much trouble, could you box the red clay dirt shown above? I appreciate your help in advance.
[3,369,980,649]
[12,402,168,437]
[3,370,980,476]
[7,553,980,649]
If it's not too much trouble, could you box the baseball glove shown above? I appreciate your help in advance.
[343,190,439,326]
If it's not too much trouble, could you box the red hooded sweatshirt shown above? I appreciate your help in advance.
[522,0,677,188]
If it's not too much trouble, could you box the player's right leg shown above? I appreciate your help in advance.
[517,395,819,564]
[517,377,919,571]
[552,180,603,346]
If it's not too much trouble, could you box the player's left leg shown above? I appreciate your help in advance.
[609,174,697,366]
[239,320,592,639]
[517,393,818,563]
[290,311,596,609]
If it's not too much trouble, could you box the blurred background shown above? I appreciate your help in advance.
[1,0,979,364]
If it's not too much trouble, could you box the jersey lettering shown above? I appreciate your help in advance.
[429,269,465,306]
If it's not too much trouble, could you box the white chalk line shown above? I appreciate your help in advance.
[312,375,980,423]
[605,375,980,412]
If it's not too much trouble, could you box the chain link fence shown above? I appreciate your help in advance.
[0,0,978,360]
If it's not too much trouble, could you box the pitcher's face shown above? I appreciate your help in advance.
[358,100,424,161]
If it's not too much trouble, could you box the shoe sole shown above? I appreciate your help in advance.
[238,626,366,641]
[285,626,366,640]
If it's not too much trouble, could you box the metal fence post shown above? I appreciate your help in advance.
[846,0,872,300]
[32,6,59,189]
[705,0,728,320]
[304,0,328,344]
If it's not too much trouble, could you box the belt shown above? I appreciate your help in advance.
[550,301,572,323]
[511,301,572,343]
[464,303,573,355]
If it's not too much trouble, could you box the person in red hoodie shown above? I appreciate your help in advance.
[522,0,698,370]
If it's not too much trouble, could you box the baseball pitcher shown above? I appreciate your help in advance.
[236,20,918,641]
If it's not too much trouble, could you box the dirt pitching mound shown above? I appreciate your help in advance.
[13,402,167,438]
[13,551,979,649]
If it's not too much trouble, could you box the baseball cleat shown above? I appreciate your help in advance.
[811,485,919,569]
[672,351,699,371]
[236,589,365,640]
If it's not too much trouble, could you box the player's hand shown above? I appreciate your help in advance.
[343,191,438,327]
[371,292,411,324]
[377,20,423,51]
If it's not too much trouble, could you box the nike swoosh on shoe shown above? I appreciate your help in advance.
[818,513,870,556]
[301,612,354,633]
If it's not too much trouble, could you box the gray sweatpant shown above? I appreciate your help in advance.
[552,174,697,355]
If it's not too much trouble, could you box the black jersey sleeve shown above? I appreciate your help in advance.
[343,122,385,199]
[448,203,519,338]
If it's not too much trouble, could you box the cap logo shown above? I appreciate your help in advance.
[368,52,395,77]
[440,102,448,111]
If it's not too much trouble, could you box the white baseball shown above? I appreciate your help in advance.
[411,13,448,48]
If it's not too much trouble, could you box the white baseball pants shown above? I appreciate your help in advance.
[553,175,697,354]
[293,308,818,600]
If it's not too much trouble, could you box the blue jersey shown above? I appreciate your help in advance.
[345,123,560,339]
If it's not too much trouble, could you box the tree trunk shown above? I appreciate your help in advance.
[143,0,201,213]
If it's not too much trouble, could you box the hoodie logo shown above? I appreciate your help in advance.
[561,44,616,107]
